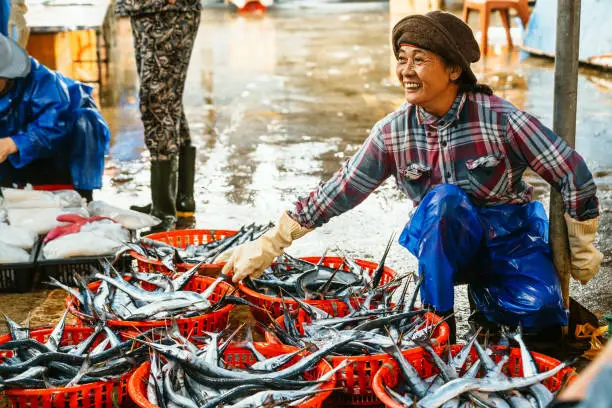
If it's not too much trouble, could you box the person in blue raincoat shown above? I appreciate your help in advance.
[0,34,110,200]
[219,12,603,343]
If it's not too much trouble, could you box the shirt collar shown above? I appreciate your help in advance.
[416,91,466,128]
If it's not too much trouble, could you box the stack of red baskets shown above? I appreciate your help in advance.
[0,327,133,407]
[238,256,398,323]
[128,342,336,408]
[372,345,578,408]
[130,229,239,275]
[267,308,449,406]
[65,275,235,338]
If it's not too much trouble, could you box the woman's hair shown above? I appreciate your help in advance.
[444,59,494,95]
[457,72,494,95]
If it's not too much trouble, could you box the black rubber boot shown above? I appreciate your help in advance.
[75,189,93,202]
[140,158,178,235]
[176,144,196,218]
[131,146,196,217]
[130,202,151,214]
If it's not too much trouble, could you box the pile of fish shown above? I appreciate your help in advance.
[244,236,395,300]
[50,263,235,321]
[132,222,274,271]
[0,314,148,389]
[381,329,574,408]
[138,324,344,408]
[267,275,442,356]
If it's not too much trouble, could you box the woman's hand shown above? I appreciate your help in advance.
[222,238,281,282]
[0,138,18,164]
[564,213,603,284]
[221,212,313,282]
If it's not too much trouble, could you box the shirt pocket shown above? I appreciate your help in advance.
[398,162,432,203]
[465,151,509,201]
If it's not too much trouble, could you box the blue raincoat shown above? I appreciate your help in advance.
[0,0,8,36]
[0,58,110,190]
[399,184,568,330]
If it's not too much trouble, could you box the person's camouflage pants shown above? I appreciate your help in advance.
[131,10,200,161]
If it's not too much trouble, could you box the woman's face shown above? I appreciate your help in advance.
[395,45,460,114]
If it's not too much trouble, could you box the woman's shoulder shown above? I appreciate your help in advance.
[465,91,523,117]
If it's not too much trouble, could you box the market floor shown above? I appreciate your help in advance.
[4,2,612,344]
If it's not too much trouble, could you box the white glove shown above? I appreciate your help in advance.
[221,212,312,283]
[565,213,603,285]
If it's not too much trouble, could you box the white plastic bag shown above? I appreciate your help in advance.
[0,187,59,207]
[0,223,37,250]
[80,220,130,242]
[88,201,160,230]
[7,208,66,235]
[52,190,86,208]
[0,241,30,263]
[42,231,122,259]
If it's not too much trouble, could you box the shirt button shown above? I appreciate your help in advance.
[445,171,451,178]
[441,140,447,147]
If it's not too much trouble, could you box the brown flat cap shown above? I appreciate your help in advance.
[392,11,480,84]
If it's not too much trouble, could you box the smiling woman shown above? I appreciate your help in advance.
[219,11,603,345]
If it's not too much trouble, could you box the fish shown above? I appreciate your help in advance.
[246,244,402,302]
[134,222,274,267]
[0,316,149,389]
[268,276,435,357]
[138,326,345,408]
[54,269,238,322]
[382,332,572,408]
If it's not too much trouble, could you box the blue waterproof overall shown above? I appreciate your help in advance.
[399,184,568,330]
[0,58,110,190]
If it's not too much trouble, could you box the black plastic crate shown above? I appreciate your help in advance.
[0,263,37,293]
[37,254,133,286]
[0,239,40,293]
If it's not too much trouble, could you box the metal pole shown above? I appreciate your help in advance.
[550,0,581,309]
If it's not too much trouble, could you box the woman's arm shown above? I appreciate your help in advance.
[289,123,394,228]
[506,110,599,221]
[220,122,395,282]
[507,110,602,284]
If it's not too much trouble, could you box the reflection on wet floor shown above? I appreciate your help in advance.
[5,2,611,333]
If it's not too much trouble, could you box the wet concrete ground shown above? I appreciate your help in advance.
[4,2,612,342]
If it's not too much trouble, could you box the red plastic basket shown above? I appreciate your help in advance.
[128,342,336,408]
[131,229,239,275]
[267,309,449,406]
[0,326,133,408]
[238,256,397,323]
[372,345,578,408]
[66,275,235,338]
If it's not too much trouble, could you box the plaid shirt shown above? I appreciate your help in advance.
[290,91,599,228]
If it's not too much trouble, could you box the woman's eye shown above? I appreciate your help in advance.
[414,57,424,64]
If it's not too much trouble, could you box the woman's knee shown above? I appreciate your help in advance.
[420,184,474,219]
